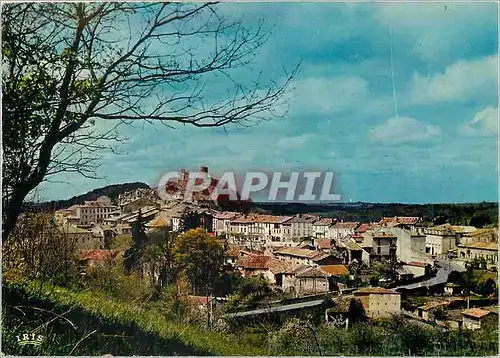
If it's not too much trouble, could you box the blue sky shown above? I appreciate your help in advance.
[39,2,498,203]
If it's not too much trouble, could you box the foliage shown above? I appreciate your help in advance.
[448,267,498,296]
[224,275,272,311]
[178,210,202,233]
[83,260,153,303]
[268,317,322,355]
[123,212,148,273]
[2,212,79,287]
[433,306,449,320]
[173,229,225,295]
[2,281,266,356]
[347,298,367,327]
[108,234,132,250]
[2,2,296,241]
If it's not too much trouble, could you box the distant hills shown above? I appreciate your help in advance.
[251,201,498,227]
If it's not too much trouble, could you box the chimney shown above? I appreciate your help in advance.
[200,166,208,174]
[180,168,189,182]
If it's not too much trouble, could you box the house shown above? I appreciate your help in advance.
[317,239,333,252]
[312,218,334,240]
[329,221,359,241]
[444,283,461,296]
[371,231,397,260]
[294,266,329,294]
[326,295,352,327]
[353,287,401,319]
[404,261,427,277]
[225,246,242,266]
[273,247,343,266]
[235,254,291,284]
[379,216,421,232]
[121,197,160,214]
[457,242,498,265]
[213,211,240,236]
[396,267,414,282]
[289,214,318,241]
[424,224,457,257]
[60,225,101,249]
[145,215,171,232]
[458,228,497,246]
[320,264,349,290]
[461,308,496,330]
[78,249,120,272]
[417,301,450,321]
[337,239,369,264]
[188,295,225,312]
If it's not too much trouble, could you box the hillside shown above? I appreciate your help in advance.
[27,182,150,212]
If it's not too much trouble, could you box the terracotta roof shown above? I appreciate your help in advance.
[380,216,420,227]
[79,249,119,261]
[274,247,328,260]
[459,242,498,251]
[214,211,240,220]
[145,215,170,228]
[226,246,242,257]
[236,255,272,269]
[333,222,359,229]
[461,308,491,319]
[317,239,332,249]
[320,265,349,276]
[354,287,399,295]
[296,266,328,278]
[355,223,370,233]
[420,301,449,311]
[268,259,295,274]
[407,261,426,267]
[314,218,333,226]
[289,214,318,224]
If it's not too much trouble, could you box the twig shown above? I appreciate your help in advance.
[68,329,98,355]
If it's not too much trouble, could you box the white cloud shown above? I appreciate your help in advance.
[409,55,497,105]
[373,3,497,63]
[370,116,441,145]
[275,134,315,150]
[290,76,369,116]
[460,107,498,137]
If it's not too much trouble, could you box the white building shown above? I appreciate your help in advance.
[329,221,359,241]
[424,224,457,257]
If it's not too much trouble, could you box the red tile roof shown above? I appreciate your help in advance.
[355,223,370,233]
[317,239,332,249]
[296,266,328,278]
[354,287,399,295]
[320,265,349,276]
[236,255,272,270]
[461,308,491,319]
[79,250,119,261]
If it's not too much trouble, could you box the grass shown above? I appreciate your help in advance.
[2,280,267,356]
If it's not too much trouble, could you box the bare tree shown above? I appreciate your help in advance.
[2,2,297,240]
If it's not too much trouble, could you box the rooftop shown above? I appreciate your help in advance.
[354,287,399,295]
[79,249,119,261]
[461,308,492,319]
[320,264,349,276]
[458,242,498,251]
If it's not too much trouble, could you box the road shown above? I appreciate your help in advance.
[222,299,324,319]
[391,259,466,291]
